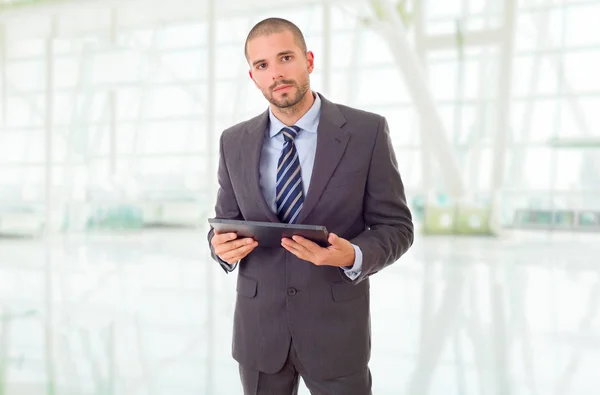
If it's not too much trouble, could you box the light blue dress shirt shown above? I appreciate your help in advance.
[259,93,363,280]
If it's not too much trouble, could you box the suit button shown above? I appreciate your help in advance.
[287,288,297,296]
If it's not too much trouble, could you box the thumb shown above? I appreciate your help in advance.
[328,232,339,246]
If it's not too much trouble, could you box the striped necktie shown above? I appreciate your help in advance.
[276,125,304,223]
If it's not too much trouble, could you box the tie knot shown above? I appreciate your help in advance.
[281,126,301,142]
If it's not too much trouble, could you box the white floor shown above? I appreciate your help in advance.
[0,229,598,395]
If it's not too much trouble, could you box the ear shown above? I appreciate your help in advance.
[306,51,315,74]
[249,70,260,89]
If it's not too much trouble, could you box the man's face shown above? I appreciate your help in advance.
[246,30,314,109]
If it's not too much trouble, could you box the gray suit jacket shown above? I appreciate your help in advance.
[207,93,413,380]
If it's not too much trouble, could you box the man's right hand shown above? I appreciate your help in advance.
[211,230,259,265]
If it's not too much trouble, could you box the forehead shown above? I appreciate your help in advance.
[246,30,300,61]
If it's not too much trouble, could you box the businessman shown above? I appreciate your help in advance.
[207,17,414,395]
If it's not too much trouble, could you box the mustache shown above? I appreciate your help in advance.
[270,80,296,91]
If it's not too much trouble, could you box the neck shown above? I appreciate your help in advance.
[271,90,315,126]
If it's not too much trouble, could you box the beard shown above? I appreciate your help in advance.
[264,77,310,110]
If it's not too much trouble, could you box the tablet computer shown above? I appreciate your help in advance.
[208,218,330,248]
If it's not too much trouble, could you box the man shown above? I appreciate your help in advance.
[207,17,413,395]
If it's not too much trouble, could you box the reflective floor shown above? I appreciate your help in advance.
[0,229,598,394]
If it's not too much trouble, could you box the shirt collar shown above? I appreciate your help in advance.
[268,92,321,139]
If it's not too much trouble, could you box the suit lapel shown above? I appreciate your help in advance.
[296,94,349,224]
[243,110,281,223]
[242,94,349,224]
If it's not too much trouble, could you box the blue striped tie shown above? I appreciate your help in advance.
[276,126,304,223]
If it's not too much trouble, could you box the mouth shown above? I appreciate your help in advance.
[273,84,293,92]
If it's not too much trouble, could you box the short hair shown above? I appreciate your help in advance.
[244,18,307,60]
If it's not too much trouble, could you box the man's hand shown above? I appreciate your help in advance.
[212,230,258,265]
[281,233,355,268]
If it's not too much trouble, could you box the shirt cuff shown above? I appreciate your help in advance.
[218,256,238,272]
[341,244,363,280]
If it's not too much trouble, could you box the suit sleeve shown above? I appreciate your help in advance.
[346,116,414,283]
[207,132,244,273]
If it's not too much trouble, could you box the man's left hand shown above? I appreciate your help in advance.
[281,233,355,268]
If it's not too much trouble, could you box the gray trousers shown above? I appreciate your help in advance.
[238,342,372,395]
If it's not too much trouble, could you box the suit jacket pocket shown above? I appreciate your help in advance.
[236,274,258,298]
[331,281,368,302]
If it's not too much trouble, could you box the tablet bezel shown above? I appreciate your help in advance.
[208,218,330,248]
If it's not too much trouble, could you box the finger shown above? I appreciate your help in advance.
[281,237,303,252]
[233,245,258,262]
[283,242,324,265]
[231,242,260,261]
[283,246,303,261]
[283,241,320,264]
[215,237,255,255]
[281,240,304,257]
[223,251,248,265]
[326,233,346,250]
[328,232,339,244]
[216,237,255,255]
[220,241,258,261]
[289,237,325,264]
[212,232,237,246]
[291,235,321,253]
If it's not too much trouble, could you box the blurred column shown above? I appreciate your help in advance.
[109,91,117,177]
[107,321,116,395]
[489,275,510,395]
[507,10,549,191]
[109,8,118,178]
[45,17,56,235]
[0,309,9,395]
[1,24,5,130]
[206,3,216,202]
[548,2,568,225]
[489,0,517,229]
[412,0,433,197]
[44,15,58,395]
[321,0,331,95]
[205,0,216,393]
[345,16,363,106]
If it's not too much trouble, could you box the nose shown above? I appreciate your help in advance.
[271,64,284,81]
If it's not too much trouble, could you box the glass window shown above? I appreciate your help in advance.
[572,97,600,133]
[555,150,583,190]
[6,60,44,92]
[161,23,208,49]
[563,50,600,93]
[355,68,410,107]
[158,51,207,82]
[511,99,560,143]
[215,44,246,80]
[6,95,44,128]
[5,38,44,59]
[144,86,199,118]
[426,0,463,20]
[383,107,419,146]
[519,147,554,189]
[359,29,395,68]
[427,60,458,101]
[513,54,559,96]
[516,9,565,52]
[565,3,600,47]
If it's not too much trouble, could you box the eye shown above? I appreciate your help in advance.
[257,63,267,70]
[282,55,292,62]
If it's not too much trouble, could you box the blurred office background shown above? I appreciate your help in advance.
[0,0,599,393]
